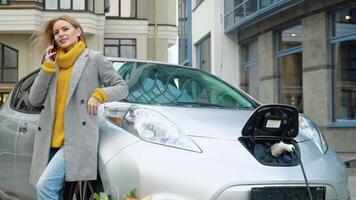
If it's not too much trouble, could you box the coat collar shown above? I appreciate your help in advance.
[48,48,89,113]
[66,48,89,107]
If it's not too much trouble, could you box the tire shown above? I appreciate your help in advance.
[64,178,105,200]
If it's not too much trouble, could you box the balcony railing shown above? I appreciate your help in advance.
[224,0,302,33]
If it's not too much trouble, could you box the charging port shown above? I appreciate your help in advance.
[240,104,300,167]
[239,137,300,166]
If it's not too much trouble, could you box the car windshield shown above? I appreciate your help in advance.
[116,61,257,109]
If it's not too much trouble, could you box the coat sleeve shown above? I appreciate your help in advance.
[29,68,55,107]
[96,54,129,102]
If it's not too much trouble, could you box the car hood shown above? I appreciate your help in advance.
[137,104,311,142]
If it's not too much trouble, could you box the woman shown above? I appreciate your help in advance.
[29,16,128,200]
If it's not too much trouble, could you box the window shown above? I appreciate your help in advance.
[241,40,259,100]
[196,35,211,73]
[279,25,302,50]
[104,39,136,59]
[331,6,356,120]
[0,0,8,4]
[260,0,273,9]
[245,0,257,16]
[332,6,356,37]
[0,43,18,83]
[10,70,42,113]
[178,0,189,65]
[106,0,137,18]
[279,52,303,111]
[45,0,93,11]
[277,24,303,112]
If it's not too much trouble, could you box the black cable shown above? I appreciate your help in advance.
[292,145,313,200]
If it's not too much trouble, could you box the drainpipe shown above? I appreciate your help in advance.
[153,0,158,60]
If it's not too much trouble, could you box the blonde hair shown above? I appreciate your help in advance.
[31,15,87,51]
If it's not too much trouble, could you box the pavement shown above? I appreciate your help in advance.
[349,168,356,199]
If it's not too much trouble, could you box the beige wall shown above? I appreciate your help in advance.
[142,0,176,25]
[0,34,43,79]
[104,33,148,60]
[139,0,177,61]
[147,38,169,62]
[137,0,149,18]
[86,34,105,54]
[94,0,105,14]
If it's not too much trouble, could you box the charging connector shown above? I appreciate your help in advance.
[270,141,295,157]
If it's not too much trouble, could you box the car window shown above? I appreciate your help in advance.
[10,70,42,113]
[118,63,256,109]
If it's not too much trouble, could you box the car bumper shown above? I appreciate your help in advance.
[101,137,350,200]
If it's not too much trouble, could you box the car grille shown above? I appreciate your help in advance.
[251,186,326,200]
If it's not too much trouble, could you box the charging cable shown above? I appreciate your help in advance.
[271,141,314,200]
[293,148,313,200]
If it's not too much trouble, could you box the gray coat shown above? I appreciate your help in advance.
[28,49,128,186]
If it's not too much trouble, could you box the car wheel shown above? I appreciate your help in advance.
[64,179,105,200]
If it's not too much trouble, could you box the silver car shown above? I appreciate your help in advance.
[0,58,350,200]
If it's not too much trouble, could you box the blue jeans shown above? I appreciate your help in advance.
[36,147,65,200]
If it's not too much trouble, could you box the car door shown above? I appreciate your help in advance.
[15,112,38,200]
[12,70,40,200]
[0,94,25,197]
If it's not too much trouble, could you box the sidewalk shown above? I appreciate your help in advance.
[349,168,356,199]
[349,176,355,199]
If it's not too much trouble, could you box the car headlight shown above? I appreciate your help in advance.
[299,115,328,154]
[104,105,202,153]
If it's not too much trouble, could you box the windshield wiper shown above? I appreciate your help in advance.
[161,101,224,108]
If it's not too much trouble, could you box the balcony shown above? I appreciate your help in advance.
[224,0,302,33]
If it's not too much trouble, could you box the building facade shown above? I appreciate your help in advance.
[178,0,192,66]
[0,0,177,105]
[185,0,356,159]
[190,0,240,88]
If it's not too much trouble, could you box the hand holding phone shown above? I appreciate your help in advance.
[46,40,57,62]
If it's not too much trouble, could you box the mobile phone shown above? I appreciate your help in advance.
[50,40,57,61]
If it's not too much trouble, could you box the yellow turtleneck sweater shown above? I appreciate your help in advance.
[41,41,107,147]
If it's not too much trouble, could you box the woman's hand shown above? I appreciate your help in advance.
[45,44,57,63]
[88,97,100,115]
